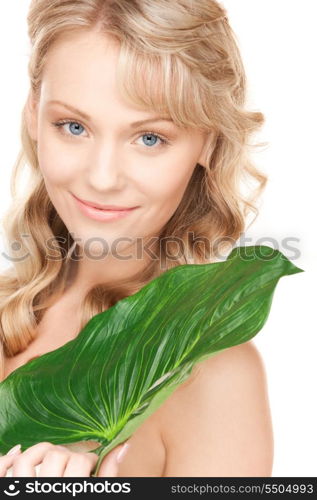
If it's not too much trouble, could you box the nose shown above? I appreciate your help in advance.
[85,139,125,192]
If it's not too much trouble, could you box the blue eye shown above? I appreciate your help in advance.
[52,120,85,137]
[140,132,168,149]
[68,122,84,135]
[142,133,159,146]
[52,120,169,149]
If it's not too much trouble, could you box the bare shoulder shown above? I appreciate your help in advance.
[156,340,274,477]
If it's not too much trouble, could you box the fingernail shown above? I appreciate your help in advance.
[116,443,130,463]
[7,444,21,456]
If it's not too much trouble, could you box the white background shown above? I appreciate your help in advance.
[0,1,316,476]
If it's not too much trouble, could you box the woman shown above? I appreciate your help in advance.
[0,0,273,477]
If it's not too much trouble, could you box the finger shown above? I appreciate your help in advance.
[96,443,129,478]
[12,442,55,477]
[63,452,98,477]
[37,446,71,477]
[0,450,22,477]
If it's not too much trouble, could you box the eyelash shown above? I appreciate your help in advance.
[51,119,170,149]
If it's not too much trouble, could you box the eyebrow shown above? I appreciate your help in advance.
[47,100,174,127]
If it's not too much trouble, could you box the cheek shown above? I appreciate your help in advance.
[147,162,195,205]
[37,131,80,185]
[139,159,195,224]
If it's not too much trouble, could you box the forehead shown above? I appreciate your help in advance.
[42,31,122,102]
[40,30,174,124]
[39,29,204,133]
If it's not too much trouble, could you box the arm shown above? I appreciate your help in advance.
[160,340,274,477]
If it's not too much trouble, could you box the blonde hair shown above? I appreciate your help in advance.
[0,0,267,380]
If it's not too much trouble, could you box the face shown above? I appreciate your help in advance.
[27,30,212,258]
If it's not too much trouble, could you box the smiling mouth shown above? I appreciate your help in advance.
[71,192,139,222]
[71,193,138,211]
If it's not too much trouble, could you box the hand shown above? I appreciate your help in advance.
[0,441,130,477]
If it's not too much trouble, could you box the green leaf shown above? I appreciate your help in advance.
[0,245,304,475]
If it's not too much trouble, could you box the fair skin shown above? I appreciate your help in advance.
[1,29,274,476]
[26,29,213,291]
[158,341,274,476]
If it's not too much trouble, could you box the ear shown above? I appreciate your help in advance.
[197,131,217,168]
[25,90,39,142]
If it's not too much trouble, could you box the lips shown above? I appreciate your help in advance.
[72,192,138,222]
[71,193,136,211]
